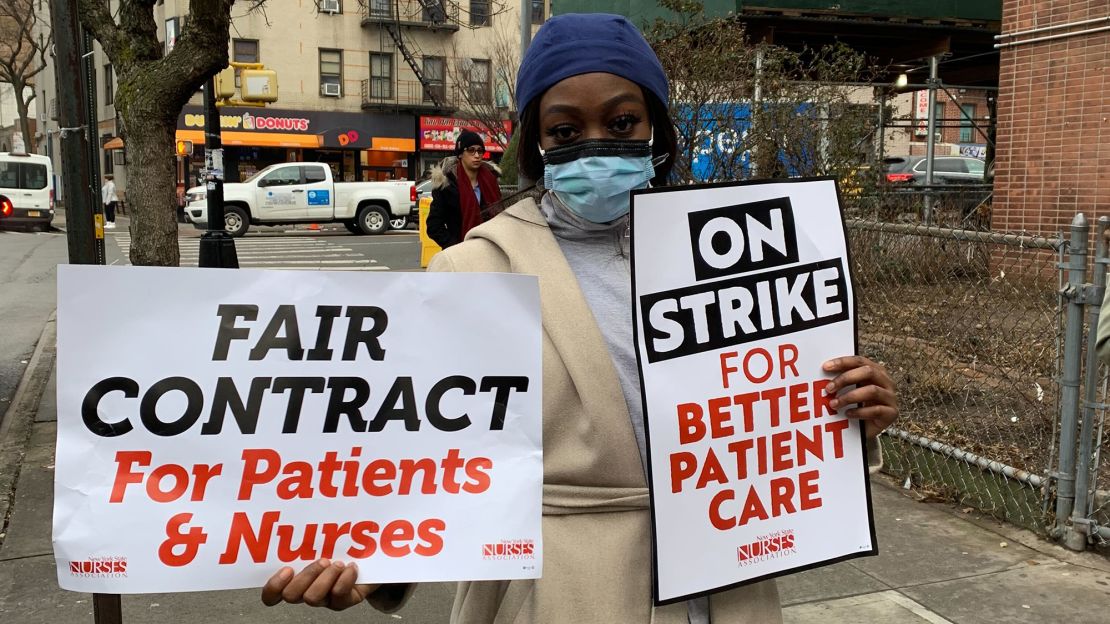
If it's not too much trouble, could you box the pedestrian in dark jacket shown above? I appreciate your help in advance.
[426,131,502,248]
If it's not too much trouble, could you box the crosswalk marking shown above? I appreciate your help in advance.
[112,234,391,271]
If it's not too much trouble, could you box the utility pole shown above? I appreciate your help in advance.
[48,0,100,265]
[82,27,105,264]
[517,0,533,191]
[923,55,939,225]
[197,77,238,269]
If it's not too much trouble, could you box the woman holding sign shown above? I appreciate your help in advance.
[262,12,899,622]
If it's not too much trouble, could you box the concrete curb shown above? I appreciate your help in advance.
[0,313,56,547]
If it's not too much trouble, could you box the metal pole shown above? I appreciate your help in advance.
[1055,213,1089,542]
[751,48,764,178]
[92,593,123,624]
[520,0,532,57]
[923,55,939,224]
[81,27,105,264]
[1068,216,1109,550]
[516,0,533,191]
[197,77,238,269]
[48,0,98,264]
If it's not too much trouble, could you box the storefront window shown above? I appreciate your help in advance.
[531,0,544,24]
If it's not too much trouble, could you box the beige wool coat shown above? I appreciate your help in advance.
[418,196,785,623]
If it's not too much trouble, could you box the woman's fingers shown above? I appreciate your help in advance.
[822,355,899,439]
[260,567,294,606]
[846,405,899,438]
[823,357,894,394]
[302,561,345,608]
[277,558,330,605]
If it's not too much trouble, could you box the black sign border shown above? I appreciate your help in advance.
[629,176,879,607]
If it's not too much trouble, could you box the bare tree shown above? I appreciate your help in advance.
[647,1,885,187]
[447,18,519,151]
[0,0,51,151]
[76,0,242,266]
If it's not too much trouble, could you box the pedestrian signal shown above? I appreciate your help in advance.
[176,140,193,157]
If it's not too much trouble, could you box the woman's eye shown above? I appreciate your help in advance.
[545,125,580,143]
[609,114,641,135]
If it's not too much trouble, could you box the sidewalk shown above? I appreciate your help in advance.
[2,323,1109,622]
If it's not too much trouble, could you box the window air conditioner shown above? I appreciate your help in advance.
[320,0,340,14]
[323,83,342,97]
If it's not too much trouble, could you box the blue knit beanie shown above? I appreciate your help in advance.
[516,13,669,115]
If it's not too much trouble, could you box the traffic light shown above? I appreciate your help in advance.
[176,140,193,157]
[240,69,279,103]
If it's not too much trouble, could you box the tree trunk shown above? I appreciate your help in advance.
[117,87,181,267]
[12,81,34,152]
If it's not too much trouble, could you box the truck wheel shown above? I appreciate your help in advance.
[357,204,389,235]
[389,215,408,230]
[224,206,250,238]
[344,221,364,235]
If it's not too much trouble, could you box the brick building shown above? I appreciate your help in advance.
[993,1,1110,236]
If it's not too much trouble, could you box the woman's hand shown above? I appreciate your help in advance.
[261,558,379,611]
[822,355,898,439]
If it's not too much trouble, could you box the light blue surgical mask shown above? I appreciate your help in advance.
[540,134,659,223]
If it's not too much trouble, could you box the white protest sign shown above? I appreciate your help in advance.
[54,266,543,593]
[630,179,875,604]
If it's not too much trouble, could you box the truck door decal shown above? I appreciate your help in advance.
[307,190,330,206]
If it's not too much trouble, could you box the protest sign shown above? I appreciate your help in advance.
[54,266,543,594]
[630,178,876,604]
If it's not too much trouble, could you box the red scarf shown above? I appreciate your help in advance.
[457,161,501,240]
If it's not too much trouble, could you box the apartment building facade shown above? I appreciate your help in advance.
[34,0,545,200]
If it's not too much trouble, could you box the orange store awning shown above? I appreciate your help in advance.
[175,130,322,149]
[103,137,125,150]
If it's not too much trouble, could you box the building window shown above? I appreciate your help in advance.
[319,49,343,97]
[959,103,976,143]
[370,53,393,99]
[103,64,113,105]
[422,56,445,103]
[233,39,259,88]
[467,59,491,105]
[422,0,447,23]
[531,0,544,24]
[470,0,490,26]
[369,0,391,18]
[318,0,342,13]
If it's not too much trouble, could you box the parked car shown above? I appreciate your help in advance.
[184,162,416,237]
[882,155,986,185]
[0,152,54,231]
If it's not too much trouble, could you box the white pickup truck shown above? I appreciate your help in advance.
[184,162,416,237]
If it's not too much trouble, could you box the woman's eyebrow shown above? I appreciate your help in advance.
[541,92,642,118]
[600,92,643,110]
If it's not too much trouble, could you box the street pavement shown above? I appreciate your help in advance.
[4,217,1110,622]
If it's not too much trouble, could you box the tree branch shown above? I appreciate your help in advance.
[76,0,124,60]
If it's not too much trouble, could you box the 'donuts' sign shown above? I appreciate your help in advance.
[53,267,542,593]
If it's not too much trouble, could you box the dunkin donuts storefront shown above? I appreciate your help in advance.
[176,106,417,184]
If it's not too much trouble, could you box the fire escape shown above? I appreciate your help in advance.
[361,0,459,114]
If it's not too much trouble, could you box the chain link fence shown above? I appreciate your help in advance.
[846,218,1064,533]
